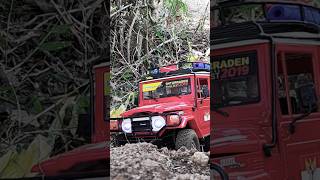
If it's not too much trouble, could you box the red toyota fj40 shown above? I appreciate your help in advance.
[111,62,210,151]
[211,1,320,180]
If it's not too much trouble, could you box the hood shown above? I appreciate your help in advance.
[210,127,261,156]
[122,101,193,117]
[31,142,109,177]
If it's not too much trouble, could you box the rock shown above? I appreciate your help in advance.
[191,152,209,167]
[111,143,209,179]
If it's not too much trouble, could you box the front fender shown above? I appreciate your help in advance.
[160,114,205,138]
[210,127,262,155]
[164,114,194,130]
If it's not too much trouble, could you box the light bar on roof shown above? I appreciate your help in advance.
[267,4,302,21]
[160,65,179,73]
[179,62,211,71]
[147,62,210,77]
[266,4,320,25]
[216,2,320,26]
[192,62,211,70]
[149,68,160,75]
[304,7,320,24]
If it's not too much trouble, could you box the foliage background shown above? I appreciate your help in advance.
[110,0,210,117]
[0,0,108,178]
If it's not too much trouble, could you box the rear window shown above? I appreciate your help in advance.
[212,51,260,107]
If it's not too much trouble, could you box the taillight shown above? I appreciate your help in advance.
[167,115,180,126]
[110,120,119,131]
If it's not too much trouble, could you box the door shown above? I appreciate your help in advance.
[93,64,109,143]
[196,76,210,137]
[276,45,320,180]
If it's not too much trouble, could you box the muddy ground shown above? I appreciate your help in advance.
[111,143,210,180]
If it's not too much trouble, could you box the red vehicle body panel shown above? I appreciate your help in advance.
[31,142,108,177]
[93,65,109,143]
[211,41,320,180]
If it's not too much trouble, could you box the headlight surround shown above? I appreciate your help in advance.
[167,114,180,126]
[166,111,183,126]
[151,116,166,132]
[121,118,132,133]
[110,120,119,131]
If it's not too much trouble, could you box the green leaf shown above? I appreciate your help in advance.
[0,135,52,178]
[0,150,14,173]
[110,104,126,118]
[69,103,79,136]
[77,95,89,113]
[31,96,43,114]
[51,24,71,34]
[68,95,88,136]
[104,72,111,96]
[155,29,165,42]
[39,41,72,51]
[164,0,188,17]
[122,70,133,80]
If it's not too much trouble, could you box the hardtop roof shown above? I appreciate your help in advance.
[212,0,320,45]
[141,71,210,82]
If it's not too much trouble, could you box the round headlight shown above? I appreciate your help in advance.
[121,119,132,133]
[151,116,166,132]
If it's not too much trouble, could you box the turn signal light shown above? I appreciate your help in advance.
[110,120,119,131]
[167,115,180,126]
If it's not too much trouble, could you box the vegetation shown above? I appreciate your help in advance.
[0,0,108,178]
[110,0,209,116]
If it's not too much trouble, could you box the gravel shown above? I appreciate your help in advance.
[111,143,210,180]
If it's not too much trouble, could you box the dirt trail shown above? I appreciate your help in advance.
[111,143,210,180]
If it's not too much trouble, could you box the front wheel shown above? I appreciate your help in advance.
[175,129,200,151]
[211,163,229,180]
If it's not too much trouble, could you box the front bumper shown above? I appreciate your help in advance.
[110,112,182,135]
[111,131,174,144]
[112,132,163,143]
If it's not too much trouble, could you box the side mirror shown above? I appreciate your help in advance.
[296,83,317,111]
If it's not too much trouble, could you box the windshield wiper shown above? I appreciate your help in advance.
[147,95,158,101]
[152,96,159,101]
[176,91,187,98]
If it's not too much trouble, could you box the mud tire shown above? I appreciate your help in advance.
[211,163,229,180]
[175,129,200,151]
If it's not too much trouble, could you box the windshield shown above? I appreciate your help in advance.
[212,51,260,107]
[142,78,191,100]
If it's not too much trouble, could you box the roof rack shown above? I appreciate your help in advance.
[212,0,320,44]
[142,62,210,80]
[215,0,311,7]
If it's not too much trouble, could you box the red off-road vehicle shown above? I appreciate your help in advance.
[30,63,109,179]
[111,62,210,151]
[211,1,320,180]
